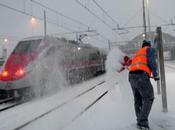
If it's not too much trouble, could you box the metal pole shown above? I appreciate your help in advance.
[76,32,78,42]
[154,36,161,94]
[146,0,151,40]
[108,40,111,50]
[44,10,47,37]
[142,0,147,39]
[157,53,161,94]
[156,27,168,112]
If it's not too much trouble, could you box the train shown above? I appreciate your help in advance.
[0,36,106,99]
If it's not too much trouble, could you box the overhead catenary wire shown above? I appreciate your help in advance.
[118,6,175,33]
[30,0,87,31]
[92,0,130,41]
[92,0,145,40]
[74,0,121,36]
[92,0,119,27]
[30,0,112,43]
[30,0,91,29]
[92,1,175,40]
[46,15,83,31]
[149,10,170,25]
[0,2,77,32]
[53,31,110,45]
[121,8,143,28]
[0,1,111,46]
[0,3,27,15]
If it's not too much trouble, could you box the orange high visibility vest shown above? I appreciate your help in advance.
[129,47,152,76]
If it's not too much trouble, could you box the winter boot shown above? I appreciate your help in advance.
[137,124,150,130]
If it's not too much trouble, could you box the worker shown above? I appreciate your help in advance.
[128,40,159,130]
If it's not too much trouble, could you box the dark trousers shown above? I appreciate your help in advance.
[129,72,154,127]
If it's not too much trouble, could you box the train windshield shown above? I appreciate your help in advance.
[12,39,42,54]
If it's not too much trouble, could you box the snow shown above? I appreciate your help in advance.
[105,48,133,103]
[0,48,175,130]
[25,37,68,97]
[0,76,105,130]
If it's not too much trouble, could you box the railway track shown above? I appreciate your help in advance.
[61,90,108,130]
[0,98,23,112]
[0,102,22,112]
[0,97,14,104]
[13,80,106,130]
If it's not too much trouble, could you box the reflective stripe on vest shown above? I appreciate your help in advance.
[129,47,152,76]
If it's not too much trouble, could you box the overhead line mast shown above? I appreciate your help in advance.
[142,0,147,39]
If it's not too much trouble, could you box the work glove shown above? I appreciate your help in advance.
[123,56,132,66]
[154,76,160,81]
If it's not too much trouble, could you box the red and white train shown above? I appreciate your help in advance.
[0,36,106,99]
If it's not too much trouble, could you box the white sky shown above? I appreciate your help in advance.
[0,0,175,49]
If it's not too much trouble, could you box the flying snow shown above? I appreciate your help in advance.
[105,47,133,104]
[26,37,68,97]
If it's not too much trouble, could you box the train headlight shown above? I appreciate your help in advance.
[1,70,8,77]
[0,68,25,81]
[0,70,10,81]
[78,47,81,51]
[15,68,25,78]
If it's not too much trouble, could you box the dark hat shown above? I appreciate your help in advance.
[142,40,151,47]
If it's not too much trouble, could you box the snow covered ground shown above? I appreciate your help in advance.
[0,47,175,130]
[0,63,174,130]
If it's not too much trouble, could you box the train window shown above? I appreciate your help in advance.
[12,39,41,54]
[89,53,99,60]
[45,46,56,56]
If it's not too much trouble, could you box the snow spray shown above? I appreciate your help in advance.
[105,47,133,104]
[27,37,68,98]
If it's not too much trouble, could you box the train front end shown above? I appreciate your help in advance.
[0,38,42,99]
